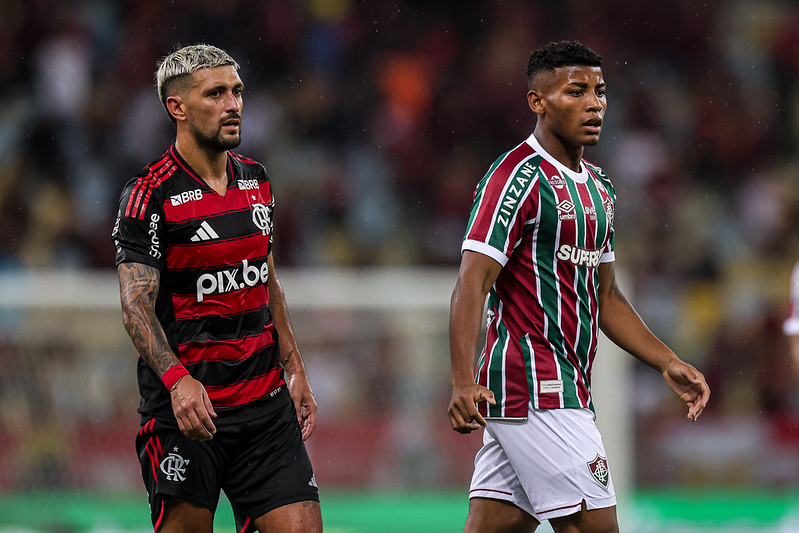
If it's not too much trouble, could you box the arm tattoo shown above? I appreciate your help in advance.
[118,263,179,376]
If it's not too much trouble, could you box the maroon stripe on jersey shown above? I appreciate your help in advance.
[125,155,170,217]
[206,367,285,408]
[180,326,275,365]
[468,143,534,243]
[166,233,268,271]
[530,332,563,409]
[172,281,268,318]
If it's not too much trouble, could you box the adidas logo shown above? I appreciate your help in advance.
[191,221,220,242]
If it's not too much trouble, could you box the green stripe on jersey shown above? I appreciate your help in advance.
[487,298,509,418]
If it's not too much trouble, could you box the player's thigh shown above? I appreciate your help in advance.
[225,400,319,527]
[252,500,322,533]
[159,497,214,533]
[464,497,538,533]
[549,500,618,533]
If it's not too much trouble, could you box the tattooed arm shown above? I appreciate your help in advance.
[266,253,317,440]
[118,262,217,439]
[597,261,710,421]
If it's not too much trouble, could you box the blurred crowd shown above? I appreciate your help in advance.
[3,0,799,488]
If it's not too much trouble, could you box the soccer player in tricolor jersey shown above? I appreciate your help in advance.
[448,41,710,533]
[112,45,321,533]
[784,261,799,378]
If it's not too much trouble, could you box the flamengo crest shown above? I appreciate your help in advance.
[160,449,190,482]
[251,203,272,236]
[587,454,610,489]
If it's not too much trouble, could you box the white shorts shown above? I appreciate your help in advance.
[469,406,616,522]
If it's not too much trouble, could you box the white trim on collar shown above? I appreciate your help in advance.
[525,133,589,184]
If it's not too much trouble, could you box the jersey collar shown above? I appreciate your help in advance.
[525,133,589,184]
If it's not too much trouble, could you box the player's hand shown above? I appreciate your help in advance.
[663,359,710,422]
[170,375,217,440]
[448,383,496,434]
[286,372,317,441]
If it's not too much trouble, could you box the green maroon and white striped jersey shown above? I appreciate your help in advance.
[462,133,616,418]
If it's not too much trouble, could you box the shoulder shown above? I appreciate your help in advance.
[229,151,269,180]
[583,158,615,195]
[484,142,544,186]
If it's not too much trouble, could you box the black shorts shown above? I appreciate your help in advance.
[136,398,319,532]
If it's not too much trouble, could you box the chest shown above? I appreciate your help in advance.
[161,178,273,268]
[534,172,613,250]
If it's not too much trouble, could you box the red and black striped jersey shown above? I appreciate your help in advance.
[112,143,287,426]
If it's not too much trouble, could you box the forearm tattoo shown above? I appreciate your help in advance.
[118,263,179,376]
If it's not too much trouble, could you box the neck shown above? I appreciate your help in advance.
[533,125,583,172]
[174,131,228,184]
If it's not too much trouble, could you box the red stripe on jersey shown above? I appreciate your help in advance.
[172,281,269,318]
[468,143,534,244]
[128,163,176,220]
[165,189,272,223]
[125,155,170,217]
[206,367,285,408]
[180,326,275,365]
[136,165,177,219]
[167,233,269,271]
[229,151,259,164]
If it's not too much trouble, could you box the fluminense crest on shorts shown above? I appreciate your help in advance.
[587,454,610,489]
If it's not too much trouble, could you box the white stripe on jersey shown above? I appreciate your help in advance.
[485,154,540,257]
[524,333,538,408]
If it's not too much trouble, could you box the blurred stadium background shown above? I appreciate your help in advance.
[3,0,799,531]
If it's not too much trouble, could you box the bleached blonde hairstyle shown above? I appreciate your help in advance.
[155,44,240,117]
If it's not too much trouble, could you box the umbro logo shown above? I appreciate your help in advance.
[556,199,576,221]
[191,221,220,242]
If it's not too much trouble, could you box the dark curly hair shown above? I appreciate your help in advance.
[526,41,602,88]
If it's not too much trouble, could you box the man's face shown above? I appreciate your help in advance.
[529,65,606,147]
[180,65,243,151]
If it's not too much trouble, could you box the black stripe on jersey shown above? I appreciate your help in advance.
[168,208,263,242]
[187,343,280,388]
[163,255,269,296]
[175,305,272,343]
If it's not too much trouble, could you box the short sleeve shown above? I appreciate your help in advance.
[461,159,539,267]
[112,177,167,270]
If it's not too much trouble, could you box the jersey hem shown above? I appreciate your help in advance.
[462,240,509,266]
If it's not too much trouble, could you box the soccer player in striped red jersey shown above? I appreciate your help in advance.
[112,45,321,533]
[784,261,799,378]
[448,41,710,533]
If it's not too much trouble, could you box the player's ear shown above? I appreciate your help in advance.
[527,89,545,115]
[165,95,187,123]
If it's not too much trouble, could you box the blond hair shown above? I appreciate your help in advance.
[155,44,240,113]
